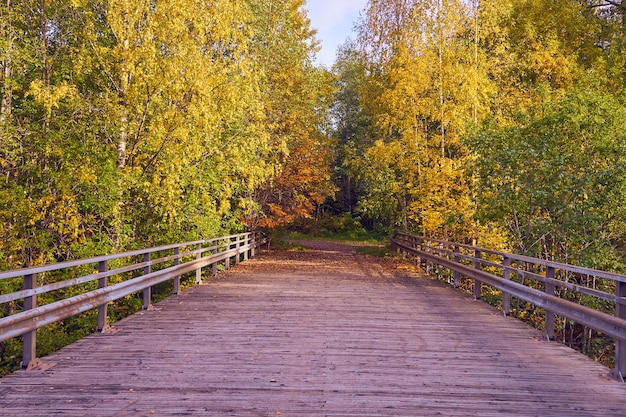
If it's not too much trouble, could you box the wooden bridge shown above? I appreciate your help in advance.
[0,239,624,416]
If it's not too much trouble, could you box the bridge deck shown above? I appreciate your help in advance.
[0,241,624,416]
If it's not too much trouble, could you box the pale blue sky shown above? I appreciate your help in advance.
[304,0,368,68]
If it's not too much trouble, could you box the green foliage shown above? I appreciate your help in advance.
[354,245,396,258]
[0,338,21,377]
[273,240,308,252]
[468,84,626,267]
[280,213,388,244]
[286,212,363,236]
[331,41,376,214]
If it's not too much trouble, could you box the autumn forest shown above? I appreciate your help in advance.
[1,0,626,369]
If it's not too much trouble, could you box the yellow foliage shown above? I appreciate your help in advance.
[28,80,78,117]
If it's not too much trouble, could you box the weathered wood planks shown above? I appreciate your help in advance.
[0,241,624,416]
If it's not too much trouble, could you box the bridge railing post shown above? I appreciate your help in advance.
[425,239,432,274]
[545,266,556,341]
[97,261,108,331]
[235,235,241,265]
[437,243,443,279]
[411,236,418,265]
[143,253,151,310]
[453,245,460,288]
[473,249,482,300]
[21,273,40,369]
[244,233,249,262]
[195,243,202,284]
[502,256,511,316]
[613,281,626,381]
[225,237,232,270]
[211,240,218,277]
[173,247,180,295]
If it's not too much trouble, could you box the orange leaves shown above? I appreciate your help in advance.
[246,1,336,229]
[257,133,336,228]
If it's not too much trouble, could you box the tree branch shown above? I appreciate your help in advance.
[588,1,626,12]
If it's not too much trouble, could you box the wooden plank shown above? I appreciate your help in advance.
[0,241,624,416]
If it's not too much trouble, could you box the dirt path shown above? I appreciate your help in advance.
[247,239,419,283]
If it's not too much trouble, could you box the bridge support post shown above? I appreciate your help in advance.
[425,240,431,274]
[437,243,444,279]
[143,253,152,310]
[244,234,249,261]
[502,256,511,316]
[473,249,482,300]
[211,241,218,277]
[21,273,41,370]
[418,238,425,269]
[235,236,241,265]
[612,281,626,381]
[225,237,232,270]
[453,245,460,288]
[195,243,202,284]
[173,247,180,295]
[97,261,109,331]
[545,266,556,341]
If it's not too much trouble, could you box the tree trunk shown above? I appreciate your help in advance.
[437,0,445,159]
[473,0,479,124]
[0,0,12,126]
[112,4,132,251]
[39,0,50,86]
[117,31,130,169]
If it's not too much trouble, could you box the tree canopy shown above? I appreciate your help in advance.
[331,0,626,266]
[3,0,626,272]
[0,0,336,270]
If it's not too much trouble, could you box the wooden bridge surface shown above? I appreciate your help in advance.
[0,241,624,416]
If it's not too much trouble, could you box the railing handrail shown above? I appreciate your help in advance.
[0,233,252,280]
[394,232,626,284]
[0,231,266,370]
[391,232,626,381]
[0,250,232,342]
[0,240,236,305]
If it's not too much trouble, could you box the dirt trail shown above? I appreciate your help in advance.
[232,239,420,284]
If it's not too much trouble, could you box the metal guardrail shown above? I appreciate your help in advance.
[0,231,266,370]
[391,232,626,381]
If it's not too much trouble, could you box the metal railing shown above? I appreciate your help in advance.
[0,231,266,370]
[391,232,626,381]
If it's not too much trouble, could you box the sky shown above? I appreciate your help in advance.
[303,0,369,68]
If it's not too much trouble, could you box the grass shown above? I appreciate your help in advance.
[278,229,389,246]
[273,230,398,258]
[354,244,397,258]
[270,238,308,252]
